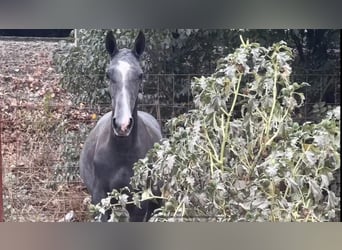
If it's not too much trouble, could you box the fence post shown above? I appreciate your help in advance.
[0,112,3,222]
[74,29,78,47]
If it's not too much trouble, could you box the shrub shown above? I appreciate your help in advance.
[53,29,109,104]
[92,38,340,222]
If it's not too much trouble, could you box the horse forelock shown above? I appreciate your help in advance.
[107,49,142,80]
[110,49,140,66]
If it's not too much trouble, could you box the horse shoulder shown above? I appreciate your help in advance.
[92,112,115,165]
[80,112,112,176]
[137,111,162,141]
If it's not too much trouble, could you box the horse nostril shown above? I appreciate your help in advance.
[112,118,118,129]
[128,118,133,128]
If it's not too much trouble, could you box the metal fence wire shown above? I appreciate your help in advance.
[0,39,340,222]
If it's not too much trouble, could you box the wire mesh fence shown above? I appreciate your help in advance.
[0,39,340,222]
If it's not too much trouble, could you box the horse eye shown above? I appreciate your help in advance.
[138,73,143,80]
[105,72,110,79]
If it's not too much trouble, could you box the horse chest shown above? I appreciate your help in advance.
[93,145,143,189]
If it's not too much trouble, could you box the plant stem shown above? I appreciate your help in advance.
[251,60,281,172]
[265,63,278,140]
[173,200,184,218]
[204,126,219,162]
[219,73,243,170]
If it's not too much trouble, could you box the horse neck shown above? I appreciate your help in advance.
[129,104,139,139]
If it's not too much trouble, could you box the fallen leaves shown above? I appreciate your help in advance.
[1,39,93,221]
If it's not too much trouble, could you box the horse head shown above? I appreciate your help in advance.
[105,31,145,136]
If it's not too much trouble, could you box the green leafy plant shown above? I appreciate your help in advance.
[95,38,340,222]
[53,29,109,104]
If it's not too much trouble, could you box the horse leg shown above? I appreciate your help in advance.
[91,182,110,221]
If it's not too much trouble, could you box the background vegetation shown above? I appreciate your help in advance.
[54,29,340,107]
[52,29,340,221]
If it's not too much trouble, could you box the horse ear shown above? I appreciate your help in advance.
[133,31,145,57]
[105,30,118,57]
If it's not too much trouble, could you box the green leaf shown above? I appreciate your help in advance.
[308,179,323,203]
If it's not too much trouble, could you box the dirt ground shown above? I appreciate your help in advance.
[0,39,93,222]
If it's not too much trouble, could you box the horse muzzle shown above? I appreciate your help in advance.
[112,117,134,136]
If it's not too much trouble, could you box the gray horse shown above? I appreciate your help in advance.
[79,30,162,221]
